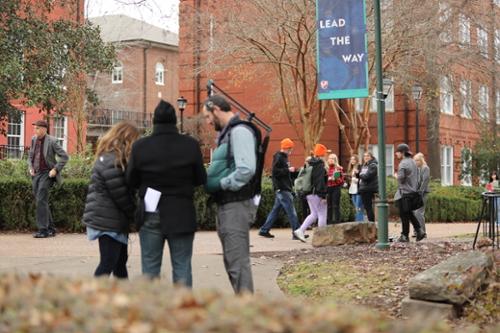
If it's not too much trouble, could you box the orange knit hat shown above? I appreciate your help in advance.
[313,144,327,157]
[280,138,294,150]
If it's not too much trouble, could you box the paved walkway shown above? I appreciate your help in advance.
[0,223,477,297]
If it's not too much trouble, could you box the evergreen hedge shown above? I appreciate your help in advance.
[0,158,484,231]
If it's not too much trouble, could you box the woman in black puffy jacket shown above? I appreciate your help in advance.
[357,152,378,222]
[83,122,140,278]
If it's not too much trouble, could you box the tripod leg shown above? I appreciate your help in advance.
[473,199,487,249]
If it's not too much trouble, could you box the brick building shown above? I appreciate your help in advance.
[0,1,85,157]
[87,15,179,144]
[178,0,499,185]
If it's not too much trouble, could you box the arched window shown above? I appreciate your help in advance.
[155,62,164,85]
[112,62,123,84]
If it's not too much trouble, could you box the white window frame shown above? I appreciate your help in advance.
[358,144,394,177]
[354,85,394,113]
[7,112,25,159]
[496,90,500,125]
[460,80,472,119]
[441,145,453,186]
[440,76,453,115]
[53,116,68,151]
[477,27,488,58]
[479,85,489,121]
[155,62,164,85]
[460,147,472,187]
[439,2,451,43]
[495,29,500,64]
[458,15,470,46]
[112,62,123,84]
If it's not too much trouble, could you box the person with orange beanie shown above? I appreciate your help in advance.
[293,144,328,242]
[259,138,301,239]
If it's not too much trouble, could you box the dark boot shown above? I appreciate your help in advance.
[397,234,409,243]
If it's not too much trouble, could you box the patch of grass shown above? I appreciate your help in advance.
[277,260,394,302]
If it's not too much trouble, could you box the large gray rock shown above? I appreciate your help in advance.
[312,222,377,247]
[409,251,493,305]
[401,297,458,319]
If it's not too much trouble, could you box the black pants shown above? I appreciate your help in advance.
[32,172,55,231]
[397,199,421,237]
[95,235,128,279]
[299,194,310,221]
[327,186,342,224]
[360,192,375,222]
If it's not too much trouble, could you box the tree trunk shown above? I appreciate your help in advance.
[426,95,441,180]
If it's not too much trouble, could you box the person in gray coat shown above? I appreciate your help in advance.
[28,119,69,238]
[413,153,430,236]
[393,144,425,242]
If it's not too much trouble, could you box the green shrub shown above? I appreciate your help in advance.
[0,174,483,231]
[0,178,88,232]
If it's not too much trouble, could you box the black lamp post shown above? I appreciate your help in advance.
[412,84,423,153]
[177,96,187,133]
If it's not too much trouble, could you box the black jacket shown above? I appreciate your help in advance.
[358,158,378,193]
[271,151,293,192]
[126,123,207,236]
[83,152,135,233]
[309,157,327,199]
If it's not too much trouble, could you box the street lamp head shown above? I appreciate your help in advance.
[412,84,423,102]
[382,77,393,99]
[177,96,188,111]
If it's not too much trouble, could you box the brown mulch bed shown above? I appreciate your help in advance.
[254,240,490,319]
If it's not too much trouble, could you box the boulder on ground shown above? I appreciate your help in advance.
[408,251,494,305]
[312,222,377,247]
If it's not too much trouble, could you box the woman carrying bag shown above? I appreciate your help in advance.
[348,155,364,222]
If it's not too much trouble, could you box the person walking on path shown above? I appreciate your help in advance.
[394,144,425,242]
[293,144,328,242]
[83,122,140,279]
[485,170,499,225]
[326,153,344,224]
[28,119,69,238]
[347,155,364,222]
[412,153,430,236]
[358,152,378,222]
[203,95,259,294]
[259,138,300,239]
[126,100,207,287]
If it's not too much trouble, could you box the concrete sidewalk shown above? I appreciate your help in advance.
[0,223,477,297]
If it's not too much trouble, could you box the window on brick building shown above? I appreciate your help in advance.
[441,145,453,186]
[495,0,500,7]
[495,29,500,63]
[155,63,164,85]
[460,147,472,187]
[477,27,488,58]
[458,15,470,46]
[6,112,25,158]
[440,76,453,114]
[354,85,394,113]
[479,85,489,121]
[112,62,123,84]
[460,80,472,119]
[53,116,67,151]
[496,90,500,125]
[358,144,394,176]
[439,2,451,43]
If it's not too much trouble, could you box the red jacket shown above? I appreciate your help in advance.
[327,165,344,187]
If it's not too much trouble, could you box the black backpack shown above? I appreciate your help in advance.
[225,120,269,197]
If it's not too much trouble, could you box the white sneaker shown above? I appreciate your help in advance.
[293,229,307,243]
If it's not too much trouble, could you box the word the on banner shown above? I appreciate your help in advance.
[316,0,368,100]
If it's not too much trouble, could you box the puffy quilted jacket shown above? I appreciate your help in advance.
[83,152,135,233]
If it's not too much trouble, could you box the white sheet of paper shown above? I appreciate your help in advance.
[144,187,161,213]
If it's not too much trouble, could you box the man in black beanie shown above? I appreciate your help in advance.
[126,100,207,286]
[393,143,425,242]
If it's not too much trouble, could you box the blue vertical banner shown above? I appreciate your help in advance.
[316,0,368,100]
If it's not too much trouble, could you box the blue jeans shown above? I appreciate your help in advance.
[139,212,194,287]
[351,194,364,222]
[260,190,299,233]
